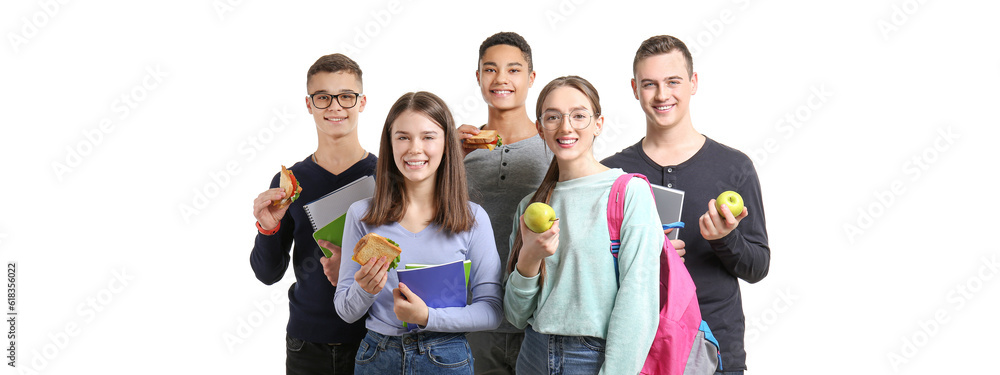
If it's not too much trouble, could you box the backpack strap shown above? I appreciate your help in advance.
[607,173,654,288]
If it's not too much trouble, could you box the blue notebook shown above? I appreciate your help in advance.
[396,259,468,330]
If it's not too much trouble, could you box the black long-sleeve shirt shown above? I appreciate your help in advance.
[250,154,376,344]
[602,137,770,371]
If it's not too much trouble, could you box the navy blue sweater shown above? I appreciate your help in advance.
[250,154,376,344]
[602,137,770,371]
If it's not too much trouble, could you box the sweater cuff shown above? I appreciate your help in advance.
[708,227,740,252]
[507,268,540,294]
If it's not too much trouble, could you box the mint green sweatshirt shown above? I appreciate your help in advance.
[504,169,662,375]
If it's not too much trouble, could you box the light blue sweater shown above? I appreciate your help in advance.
[504,169,662,375]
[334,198,502,335]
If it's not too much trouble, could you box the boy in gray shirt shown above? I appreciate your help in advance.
[459,32,552,375]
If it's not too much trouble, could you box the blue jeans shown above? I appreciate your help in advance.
[715,372,743,375]
[355,330,473,374]
[516,325,605,375]
[285,333,360,375]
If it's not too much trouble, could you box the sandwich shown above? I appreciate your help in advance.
[272,165,302,209]
[352,233,402,269]
[463,129,503,151]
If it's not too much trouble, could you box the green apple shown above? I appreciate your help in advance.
[716,191,744,218]
[524,202,557,233]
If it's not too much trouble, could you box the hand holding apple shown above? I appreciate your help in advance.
[700,195,749,241]
[515,211,560,278]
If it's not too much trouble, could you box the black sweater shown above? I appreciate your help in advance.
[602,137,770,371]
[250,154,376,344]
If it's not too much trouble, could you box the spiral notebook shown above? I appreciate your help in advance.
[303,175,375,257]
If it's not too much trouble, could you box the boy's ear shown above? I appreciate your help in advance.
[357,94,367,113]
[631,78,639,100]
[529,70,536,88]
[475,69,481,85]
[305,96,314,114]
[690,72,699,95]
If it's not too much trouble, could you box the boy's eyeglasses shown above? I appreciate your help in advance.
[539,109,597,130]
[310,92,362,109]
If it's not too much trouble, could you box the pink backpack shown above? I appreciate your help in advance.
[607,173,721,375]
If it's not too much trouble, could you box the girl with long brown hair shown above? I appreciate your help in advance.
[504,76,663,374]
[334,91,502,374]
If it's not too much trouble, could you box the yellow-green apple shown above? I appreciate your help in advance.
[716,191,744,217]
[524,202,557,233]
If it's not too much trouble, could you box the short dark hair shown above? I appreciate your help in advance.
[633,35,693,78]
[306,53,363,89]
[478,32,533,72]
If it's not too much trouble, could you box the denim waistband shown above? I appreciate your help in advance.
[366,330,466,352]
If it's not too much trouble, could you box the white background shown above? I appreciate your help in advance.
[2,0,998,373]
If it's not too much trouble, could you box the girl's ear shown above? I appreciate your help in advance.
[594,115,604,136]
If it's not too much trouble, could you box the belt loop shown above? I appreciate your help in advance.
[377,331,390,351]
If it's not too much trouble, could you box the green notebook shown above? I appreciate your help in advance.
[303,176,375,257]
[404,260,472,287]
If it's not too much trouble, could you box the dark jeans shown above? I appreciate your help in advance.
[467,331,524,375]
[716,371,744,375]
[286,333,360,375]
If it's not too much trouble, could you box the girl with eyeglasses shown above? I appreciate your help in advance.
[505,76,663,374]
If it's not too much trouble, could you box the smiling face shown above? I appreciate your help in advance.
[477,44,535,112]
[390,110,445,187]
[537,86,603,164]
[306,71,366,139]
[632,51,698,131]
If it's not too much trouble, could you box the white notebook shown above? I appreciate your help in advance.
[649,183,685,240]
[303,175,376,254]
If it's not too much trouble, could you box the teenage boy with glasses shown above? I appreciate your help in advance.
[250,53,375,374]
[458,31,553,375]
[601,35,770,375]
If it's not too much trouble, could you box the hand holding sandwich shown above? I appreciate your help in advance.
[459,125,502,155]
[354,256,390,295]
[253,188,291,231]
[351,233,402,295]
[253,166,302,231]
